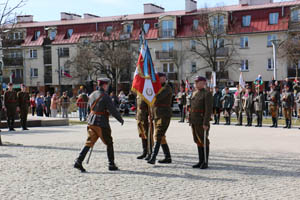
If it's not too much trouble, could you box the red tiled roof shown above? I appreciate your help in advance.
[22,34,45,47]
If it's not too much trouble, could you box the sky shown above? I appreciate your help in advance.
[7,0,291,22]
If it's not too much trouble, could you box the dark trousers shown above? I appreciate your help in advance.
[31,107,36,116]
[178,104,185,122]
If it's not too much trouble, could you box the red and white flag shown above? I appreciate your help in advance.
[131,40,161,106]
[185,78,190,93]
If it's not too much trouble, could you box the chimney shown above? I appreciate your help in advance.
[84,13,100,19]
[17,15,33,23]
[144,3,165,14]
[61,12,82,20]
[185,0,197,13]
[239,0,273,6]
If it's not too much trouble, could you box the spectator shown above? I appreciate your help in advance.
[35,93,45,117]
[44,92,52,117]
[118,91,126,102]
[50,94,59,118]
[76,94,88,121]
[110,92,119,108]
[60,92,70,118]
[30,94,36,116]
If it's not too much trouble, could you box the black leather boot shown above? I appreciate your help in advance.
[213,115,217,125]
[270,118,275,128]
[137,139,147,159]
[274,118,278,128]
[283,119,288,128]
[10,119,15,131]
[158,144,172,164]
[255,116,260,127]
[74,146,90,172]
[22,119,29,130]
[192,146,203,168]
[249,117,252,127]
[217,114,220,125]
[200,146,209,169]
[147,142,160,165]
[245,118,249,127]
[288,119,291,129]
[107,144,119,171]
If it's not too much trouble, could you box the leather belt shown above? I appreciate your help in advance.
[191,109,204,113]
[91,111,109,116]
[155,104,170,107]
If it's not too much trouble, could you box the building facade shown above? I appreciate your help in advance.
[2,0,300,94]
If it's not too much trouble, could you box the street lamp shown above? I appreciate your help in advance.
[271,39,281,81]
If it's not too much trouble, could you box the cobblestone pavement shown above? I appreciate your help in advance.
[1,119,300,200]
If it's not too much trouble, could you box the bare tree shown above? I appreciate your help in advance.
[0,0,28,146]
[189,8,239,84]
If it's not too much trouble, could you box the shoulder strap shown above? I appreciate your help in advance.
[91,93,105,110]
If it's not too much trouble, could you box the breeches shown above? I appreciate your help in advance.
[137,120,149,139]
[154,117,170,145]
[191,124,210,147]
[283,108,292,120]
[269,105,278,118]
[85,125,113,147]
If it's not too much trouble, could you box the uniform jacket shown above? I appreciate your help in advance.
[17,91,30,110]
[243,93,254,112]
[253,93,265,112]
[234,91,244,109]
[190,88,213,126]
[281,91,294,108]
[213,91,222,108]
[136,95,149,121]
[268,90,280,106]
[220,92,233,109]
[153,83,173,119]
[4,90,18,109]
[87,88,123,128]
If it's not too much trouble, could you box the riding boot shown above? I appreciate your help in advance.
[107,144,119,171]
[200,146,209,169]
[274,118,278,128]
[283,119,288,128]
[145,137,153,161]
[217,114,220,125]
[192,146,203,168]
[158,144,172,164]
[10,119,15,131]
[228,116,231,125]
[288,119,291,129]
[213,115,217,125]
[74,146,90,172]
[245,118,249,127]
[7,119,11,130]
[259,116,263,127]
[147,142,160,165]
[249,117,252,127]
[270,118,275,128]
[255,116,260,127]
[22,119,29,130]
[137,139,147,159]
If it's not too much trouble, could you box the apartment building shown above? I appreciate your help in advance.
[2,0,300,94]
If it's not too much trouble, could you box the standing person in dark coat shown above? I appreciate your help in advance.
[17,84,30,130]
[213,86,222,125]
[282,84,294,129]
[220,87,233,125]
[44,92,52,117]
[74,78,124,172]
[243,85,254,127]
[253,86,265,127]
[3,83,19,131]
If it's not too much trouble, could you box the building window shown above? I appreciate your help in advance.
[125,24,132,33]
[9,32,23,40]
[30,49,37,58]
[267,58,274,70]
[162,42,174,52]
[241,60,249,71]
[34,31,41,40]
[143,23,150,33]
[190,40,196,50]
[106,26,113,35]
[242,15,251,27]
[66,29,73,39]
[217,61,225,72]
[211,15,224,31]
[212,38,224,48]
[240,36,249,48]
[267,34,277,47]
[191,62,197,73]
[269,13,279,25]
[291,10,299,22]
[163,63,174,73]
[193,19,199,30]
[161,20,174,37]
[49,30,56,40]
[30,68,38,77]
[58,48,70,57]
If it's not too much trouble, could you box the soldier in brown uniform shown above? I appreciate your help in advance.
[17,84,30,130]
[74,78,124,172]
[190,76,213,169]
[135,95,152,160]
[281,84,294,129]
[148,72,173,165]
[3,83,19,131]
[267,82,280,128]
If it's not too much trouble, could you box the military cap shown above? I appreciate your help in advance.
[157,72,166,77]
[97,78,110,84]
[8,82,13,86]
[194,76,206,82]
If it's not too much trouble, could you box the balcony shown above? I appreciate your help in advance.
[287,68,299,78]
[44,55,52,65]
[201,47,229,58]
[289,20,300,31]
[155,50,177,60]
[44,75,53,84]
[166,72,178,81]
[2,39,24,47]
[159,29,176,38]
[119,33,131,40]
[206,71,229,81]
[3,57,23,66]
[2,77,24,84]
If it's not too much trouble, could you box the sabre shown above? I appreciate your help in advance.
[204,129,207,164]
[147,106,153,157]
[86,147,93,164]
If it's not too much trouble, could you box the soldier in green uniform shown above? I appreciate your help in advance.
[3,83,19,131]
[267,82,280,128]
[253,86,265,127]
[135,96,152,160]
[281,84,294,129]
[147,72,173,165]
[17,84,30,130]
[243,85,254,127]
[74,78,124,172]
[190,76,213,169]
[220,87,233,125]
[234,86,244,126]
